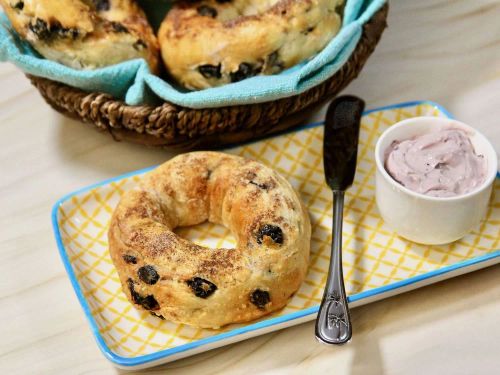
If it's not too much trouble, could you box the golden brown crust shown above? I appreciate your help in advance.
[0,0,160,73]
[159,0,344,89]
[108,151,311,328]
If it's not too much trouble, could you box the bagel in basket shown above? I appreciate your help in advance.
[159,0,345,89]
[108,151,311,328]
[0,0,160,72]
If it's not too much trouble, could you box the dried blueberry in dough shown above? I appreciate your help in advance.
[122,254,137,264]
[127,279,160,310]
[133,39,147,50]
[27,18,79,41]
[250,289,270,309]
[187,277,217,298]
[150,312,165,320]
[28,19,51,40]
[197,5,217,18]
[303,26,315,35]
[230,63,260,83]
[198,64,222,79]
[12,1,23,10]
[51,22,79,39]
[127,279,141,303]
[256,224,284,245]
[139,295,160,310]
[92,0,110,11]
[266,51,284,70]
[110,21,128,33]
[138,265,160,285]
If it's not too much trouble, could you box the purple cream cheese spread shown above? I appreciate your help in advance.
[385,128,487,197]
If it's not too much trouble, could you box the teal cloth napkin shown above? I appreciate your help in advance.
[0,0,386,109]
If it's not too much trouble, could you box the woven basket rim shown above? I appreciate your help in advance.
[27,3,389,149]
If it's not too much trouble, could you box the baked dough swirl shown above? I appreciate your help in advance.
[159,0,344,89]
[108,152,311,328]
[0,0,160,72]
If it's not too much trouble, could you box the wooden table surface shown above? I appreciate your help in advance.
[1,1,499,374]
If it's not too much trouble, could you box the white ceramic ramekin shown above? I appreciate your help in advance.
[375,116,498,245]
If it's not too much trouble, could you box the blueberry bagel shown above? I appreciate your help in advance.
[0,0,160,72]
[108,152,311,328]
[158,0,344,89]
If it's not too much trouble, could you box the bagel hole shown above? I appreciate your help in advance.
[175,222,236,250]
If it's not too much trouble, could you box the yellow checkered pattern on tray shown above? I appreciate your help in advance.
[57,103,500,357]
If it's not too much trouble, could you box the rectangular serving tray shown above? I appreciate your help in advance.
[52,101,500,369]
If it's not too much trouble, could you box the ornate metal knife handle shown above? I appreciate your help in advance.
[315,191,352,344]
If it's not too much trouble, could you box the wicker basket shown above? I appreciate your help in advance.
[27,4,388,150]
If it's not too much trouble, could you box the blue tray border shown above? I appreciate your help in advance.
[51,100,499,367]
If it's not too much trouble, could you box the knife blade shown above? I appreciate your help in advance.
[315,95,365,345]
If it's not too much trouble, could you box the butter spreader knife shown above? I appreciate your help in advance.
[315,95,365,345]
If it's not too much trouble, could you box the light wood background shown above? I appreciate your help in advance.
[1,1,499,374]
